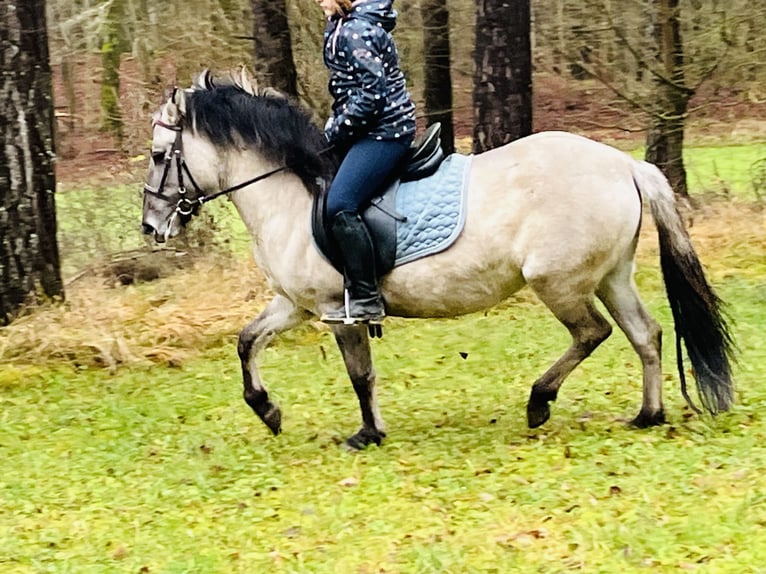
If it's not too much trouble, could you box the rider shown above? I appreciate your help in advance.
[316,0,416,324]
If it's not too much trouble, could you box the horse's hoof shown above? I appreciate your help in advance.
[527,401,551,429]
[244,389,282,435]
[261,404,282,435]
[527,388,557,428]
[630,408,666,428]
[345,428,386,450]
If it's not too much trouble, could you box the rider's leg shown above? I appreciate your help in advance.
[322,209,386,323]
[322,137,412,324]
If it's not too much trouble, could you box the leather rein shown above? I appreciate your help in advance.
[143,119,287,218]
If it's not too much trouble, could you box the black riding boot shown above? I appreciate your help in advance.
[321,210,386,324]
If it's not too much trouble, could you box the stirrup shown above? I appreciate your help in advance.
[320,307,386,325]
[321,313,385,326]
[321,291,385,326]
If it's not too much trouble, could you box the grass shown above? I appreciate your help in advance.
[2,203,766,572]
[55,184,145,278]
[683,143,766,199]
[1,143,765,572]
[624,141,766,200]
[2,270,766,572]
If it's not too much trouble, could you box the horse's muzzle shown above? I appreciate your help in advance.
[141,222,167,244]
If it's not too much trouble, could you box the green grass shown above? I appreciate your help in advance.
[2,142,764,571]
[627,142,766,199]
[684,144,766,198]
[2,268,766,572]
[55,184,144,276]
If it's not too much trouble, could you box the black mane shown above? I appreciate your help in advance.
[182,85,336,195]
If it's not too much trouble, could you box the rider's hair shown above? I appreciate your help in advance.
[337,0,353,14]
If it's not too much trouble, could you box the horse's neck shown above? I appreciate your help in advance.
[225,152,314,277]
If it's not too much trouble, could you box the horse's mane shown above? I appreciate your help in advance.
[181,70,335,196]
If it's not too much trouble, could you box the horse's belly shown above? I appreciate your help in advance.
[382,245,525,318]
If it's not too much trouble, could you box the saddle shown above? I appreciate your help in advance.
[312,123,445,277]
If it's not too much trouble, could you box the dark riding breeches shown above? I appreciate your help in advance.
[326,136,413,219]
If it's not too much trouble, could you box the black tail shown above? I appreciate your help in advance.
[634,161,735,414]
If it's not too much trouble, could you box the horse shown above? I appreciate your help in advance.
[141,72,734,449]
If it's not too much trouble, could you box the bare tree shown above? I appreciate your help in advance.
[100,0,126,147]
[251,0,298,96]
[421,0,454,154]
[644,0,692,196]
[472,0,532,153]
[0,0,63,323]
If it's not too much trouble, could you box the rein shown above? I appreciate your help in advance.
[144,119,288,217]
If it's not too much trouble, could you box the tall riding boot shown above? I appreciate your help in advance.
[321,210,386,324]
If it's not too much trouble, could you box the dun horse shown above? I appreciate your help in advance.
[141,72,734,448]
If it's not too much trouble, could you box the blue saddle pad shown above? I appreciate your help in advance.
[394,153,472,266]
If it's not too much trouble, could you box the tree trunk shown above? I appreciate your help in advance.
[566,0,591,80]
[251,0,298,97]
[100,0,125,147]
[421,0,454,154]
[0,0,63,324]
[644,0,691,196]
[472,0,532,153]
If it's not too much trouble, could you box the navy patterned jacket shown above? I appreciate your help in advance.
[323,0,416,145]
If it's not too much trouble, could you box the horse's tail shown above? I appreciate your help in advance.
[631,159,735,415]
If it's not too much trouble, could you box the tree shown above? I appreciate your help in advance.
[251,0,298,97]
[644,0,692,196]
[472,0,532,153]
[533,0,762,197]
[0,0,63,324]
[100,0,126,147]
[421,0,455,154]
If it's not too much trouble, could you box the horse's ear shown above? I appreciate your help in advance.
[237,66,257,96]
[165,87,187,123]
[261,86,287,100]
[236,65,286,99]
[192,69,215,91]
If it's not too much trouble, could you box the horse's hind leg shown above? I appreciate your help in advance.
[332,324,386,449]
[526,294,613,428]
[238,294,307,435]
[597,265,665,427]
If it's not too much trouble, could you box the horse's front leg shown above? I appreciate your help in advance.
[238,294,307,435]
[332,324,386,449]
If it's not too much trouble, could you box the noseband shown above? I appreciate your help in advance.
[143,119,287,220]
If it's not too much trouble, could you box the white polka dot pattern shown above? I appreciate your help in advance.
[323,0,416,145]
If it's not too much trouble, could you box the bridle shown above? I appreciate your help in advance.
[143,119,287,222]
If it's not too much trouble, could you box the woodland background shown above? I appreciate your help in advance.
[42,0,766,280]
[1,4,766,570]
[49,0,765,162]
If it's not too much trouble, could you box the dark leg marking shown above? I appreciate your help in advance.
[237,295,304,437]
[524,299,612,429]
[346,426,387,450]
[242,376,282,435]
[239,338,282,435]
[333,324,386,449]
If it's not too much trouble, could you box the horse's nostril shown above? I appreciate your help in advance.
[142,223,155,235]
